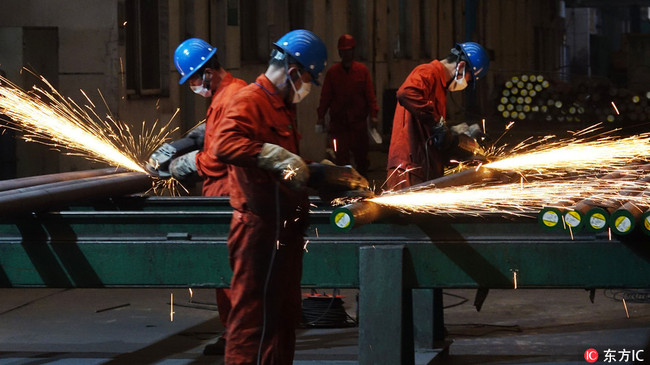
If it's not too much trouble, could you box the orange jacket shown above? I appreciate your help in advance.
[387,60,448,183]
[317,61,378,133]
[214,73,308,216]
[196,72,247,196]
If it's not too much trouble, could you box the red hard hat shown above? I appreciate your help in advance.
[338,34,356,50]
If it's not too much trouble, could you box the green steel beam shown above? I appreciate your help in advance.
[0,196,649,289]
[1,196,648,365]
[1,236,650,289]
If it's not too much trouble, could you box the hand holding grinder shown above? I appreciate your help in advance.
[431,117,487,163]
[256,143,373,202]
[145,123,206,178]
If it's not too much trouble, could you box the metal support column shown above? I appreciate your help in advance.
[412,288,446,349]
[359,245,414,365]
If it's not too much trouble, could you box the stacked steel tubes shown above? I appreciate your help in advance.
[539,164,650,236]
[0,168,152,217]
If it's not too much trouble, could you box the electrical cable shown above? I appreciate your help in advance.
[256,182,281,365]
[442,291,469,309]
[604,289,650,303]
[424,134,436,181]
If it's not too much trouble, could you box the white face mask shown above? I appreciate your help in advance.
[289,75,311,103]
[190,72,212,98]
[448,64,468,92]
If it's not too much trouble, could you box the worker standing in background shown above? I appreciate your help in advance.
[214,29,327,364]
[316,34,379,178]
[146,37,247,356]
[386,42,489,189]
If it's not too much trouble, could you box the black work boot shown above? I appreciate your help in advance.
[203,336,226,356]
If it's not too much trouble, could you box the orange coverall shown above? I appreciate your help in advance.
[196,72,247,196]
[317,61,378,175]
[215,74,309,365]
[386,60,448,189]
[194,72,247,341]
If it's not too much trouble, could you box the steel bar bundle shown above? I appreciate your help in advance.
[539,164,650,235]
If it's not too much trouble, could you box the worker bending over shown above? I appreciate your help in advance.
[386,42,489,189]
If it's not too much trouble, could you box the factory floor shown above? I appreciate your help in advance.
[0,288,648,364]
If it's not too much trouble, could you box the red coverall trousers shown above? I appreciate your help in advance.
[225,208,304,364]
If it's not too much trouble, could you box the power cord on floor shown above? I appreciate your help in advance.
[302,291,357,328]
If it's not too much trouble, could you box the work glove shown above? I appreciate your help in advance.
[467,123,489,148]
[315,118,325,133]
[169,150,199,181]
[145,123,206,178]
[430,117,453,151]
[257,143,309,191]
[308,160,374,203]
[145,143,176,178]
[186,123,206,146]
[447,122,487,163]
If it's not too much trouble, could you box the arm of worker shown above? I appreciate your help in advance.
[396,67,440,127]
[257,143,309,191]
[214,99,309,191]
[145,122,206,177]
[315,70,333,133]
[363,66,380,128]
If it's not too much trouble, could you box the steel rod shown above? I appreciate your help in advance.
[331,167,516,231]
[0,172,152,217]
[0,167,126,192]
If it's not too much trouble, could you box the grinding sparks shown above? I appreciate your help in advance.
[170,293,175,322]
[484,131,650,174]
[0,73,176,173]
[283,165,299,181]
[370,178,650,216]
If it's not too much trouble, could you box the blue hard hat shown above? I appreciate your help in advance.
[174,38,217,84]
[274,29,328,85]
[456,42,489,82]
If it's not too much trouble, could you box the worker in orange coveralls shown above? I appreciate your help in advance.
[214,29,327,364]
[386,42,490,189]
[316,34,379,177]
[146,38,247,356]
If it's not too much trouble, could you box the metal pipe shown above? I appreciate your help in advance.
[570,168,650,235]
[401,166,514,192]
[0,172,152,217]
[0,167,126,192]
[331,201,385,232]
[562,199,613,233]
[331,167,516,231]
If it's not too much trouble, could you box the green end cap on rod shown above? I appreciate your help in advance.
[609,209,636,235]
[331,206,355,232]
[584,207,609,233]
[538,207,564,230]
